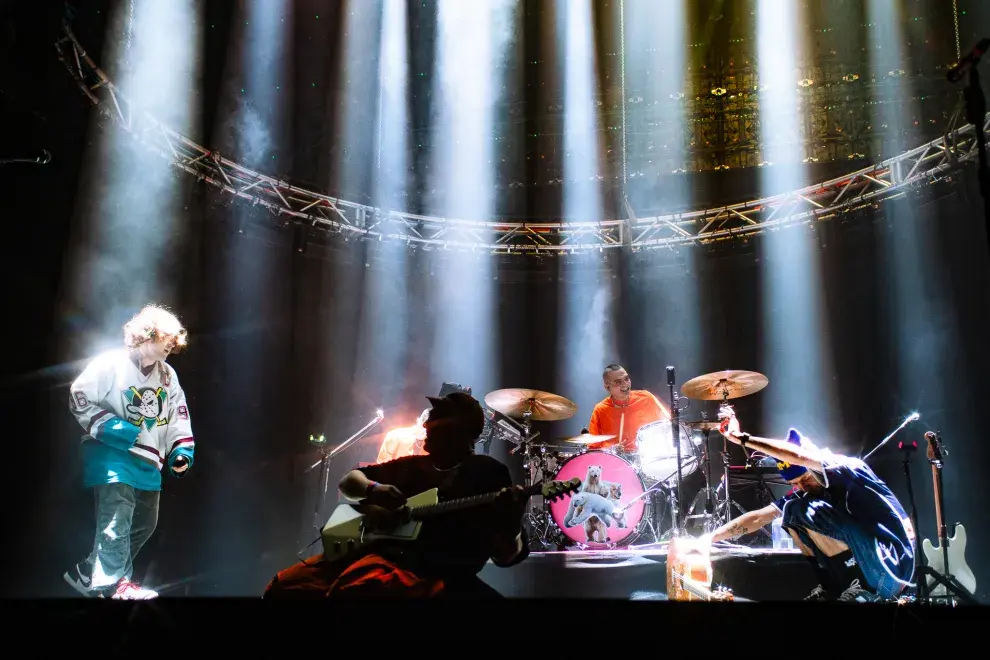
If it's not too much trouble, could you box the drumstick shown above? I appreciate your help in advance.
[619,413,625,447]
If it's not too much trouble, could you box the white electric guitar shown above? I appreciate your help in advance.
[321,478,582,564]
[920,431,976,597]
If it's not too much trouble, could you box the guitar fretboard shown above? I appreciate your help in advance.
[409,484,541,520]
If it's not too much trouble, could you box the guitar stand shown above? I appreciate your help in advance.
[899,440,977,605]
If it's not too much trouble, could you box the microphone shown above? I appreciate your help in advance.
[948,37,990,83]
[666,366,675,387]
[906,412,920,424]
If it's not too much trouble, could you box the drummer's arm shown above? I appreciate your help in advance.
[587,408,601,435]
[710,504,779,543]
[727,432,824,472]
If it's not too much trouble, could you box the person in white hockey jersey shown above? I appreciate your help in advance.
[64,305,195,599]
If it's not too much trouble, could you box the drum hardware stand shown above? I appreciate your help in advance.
[666,366,685,536]
[897,434,977,605]
[511,405,555,548]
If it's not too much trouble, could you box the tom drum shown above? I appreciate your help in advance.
[636,420,700,484]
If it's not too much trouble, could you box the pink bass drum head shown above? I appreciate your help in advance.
[549,450,647,546]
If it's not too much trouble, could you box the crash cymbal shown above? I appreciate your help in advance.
[680,370,769,401]
[559,433,618,446]
[484,388,578,422]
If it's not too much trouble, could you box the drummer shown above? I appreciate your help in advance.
[586,364,671,453]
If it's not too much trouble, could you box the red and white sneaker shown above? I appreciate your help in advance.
[111,579,159,600]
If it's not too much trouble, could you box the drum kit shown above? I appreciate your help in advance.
[483,369,773,551]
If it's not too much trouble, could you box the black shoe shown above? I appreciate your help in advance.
[63,562,99,597]
[837,578,881,603]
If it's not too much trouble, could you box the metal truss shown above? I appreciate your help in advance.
[55,21,989,256]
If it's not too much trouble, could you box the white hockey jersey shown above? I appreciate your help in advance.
[69,348,195,491]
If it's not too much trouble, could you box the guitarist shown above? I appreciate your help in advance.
[264,392,530,598]
[698,412,916,603]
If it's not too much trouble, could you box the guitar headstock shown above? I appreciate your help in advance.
[542,477,582,502]
[711,586,735,602]
[925,431,946,462]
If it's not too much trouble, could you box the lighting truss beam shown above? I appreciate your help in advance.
[55,22,989,255]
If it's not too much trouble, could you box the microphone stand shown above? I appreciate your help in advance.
[306,410,384,532]
[862,412,920,461]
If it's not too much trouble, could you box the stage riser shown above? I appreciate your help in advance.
[480,550,817,600]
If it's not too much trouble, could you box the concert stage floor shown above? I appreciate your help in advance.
[480,543,817,601]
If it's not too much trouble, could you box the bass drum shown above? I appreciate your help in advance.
[548,451,650,547]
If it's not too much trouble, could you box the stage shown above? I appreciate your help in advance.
[480,543,816,601]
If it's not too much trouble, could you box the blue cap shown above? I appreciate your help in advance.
[776,428,809,481]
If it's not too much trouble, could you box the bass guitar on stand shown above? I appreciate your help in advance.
[920,431,977,601]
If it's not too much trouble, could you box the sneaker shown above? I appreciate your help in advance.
[111,579,159,600]
[804,584,829,601]
[63,562,98,597]
[837,578,880,603]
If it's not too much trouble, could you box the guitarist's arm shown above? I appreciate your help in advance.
[720,413,824,472]
[710,504,780,543]
[339,470,376,500]
[489,478,531,568]
[339,466,408,509]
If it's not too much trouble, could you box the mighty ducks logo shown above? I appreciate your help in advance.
[123,386,169,430]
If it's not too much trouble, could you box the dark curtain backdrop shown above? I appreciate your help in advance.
[3,0,990,599]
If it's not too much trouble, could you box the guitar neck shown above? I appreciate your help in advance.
[672,571,719,601]
[408,483,540,520]
[930,461,947,537]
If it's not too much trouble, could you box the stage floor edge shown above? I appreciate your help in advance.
[480,543,815,600]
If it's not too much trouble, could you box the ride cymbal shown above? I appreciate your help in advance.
[680,370,769,401]
[483,388,578,422]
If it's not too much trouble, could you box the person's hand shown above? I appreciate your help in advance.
[718,407,741,440]
[172,455,189,473]
[365,483,407,510]
[493,485,528,533]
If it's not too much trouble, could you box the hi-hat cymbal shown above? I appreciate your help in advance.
[484,388,578,422]
[680,370,769,401]
[560,433,618,446]
[684,420,722,431]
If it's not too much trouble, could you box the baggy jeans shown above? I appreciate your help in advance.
[84,483,160,589]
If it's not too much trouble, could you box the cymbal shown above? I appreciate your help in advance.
[680,370,769,401]
[484,388,578,422]
[559,433,618,446]
[684,420,722,431]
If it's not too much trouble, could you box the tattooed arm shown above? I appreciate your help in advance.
[710,504,780,543]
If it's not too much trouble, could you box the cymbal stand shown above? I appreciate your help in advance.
[512,405,553,548]
[716,397,734,527]
[666,366,684,536]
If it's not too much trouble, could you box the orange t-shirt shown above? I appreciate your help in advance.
[587,390,670,452]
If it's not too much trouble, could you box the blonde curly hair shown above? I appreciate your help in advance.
[123,305,188,353]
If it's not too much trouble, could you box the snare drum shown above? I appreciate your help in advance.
[548,451,650,547]
[636,420,700,484]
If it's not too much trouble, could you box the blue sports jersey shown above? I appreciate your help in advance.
[773,451,915,586]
